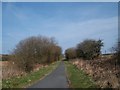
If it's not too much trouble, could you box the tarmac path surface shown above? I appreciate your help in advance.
[28,61,68,88]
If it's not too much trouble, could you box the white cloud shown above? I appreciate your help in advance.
[4,3,29,21]
[18,15,117,53]
[50,16,117,38]
[48,16,118,53]
[4,13,118,53]
[3,2,118,54]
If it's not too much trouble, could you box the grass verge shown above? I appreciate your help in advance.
[2,61,60,88]
[65,61,97,88]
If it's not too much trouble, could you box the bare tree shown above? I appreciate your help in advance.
[12,35,62,72]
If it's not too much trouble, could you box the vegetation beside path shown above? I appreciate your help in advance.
[2,61,60,88]
[65,61,97,88]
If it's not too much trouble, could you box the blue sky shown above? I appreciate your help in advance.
[2,0,120,2]
[2,2,118,54]
[0,2,2,54]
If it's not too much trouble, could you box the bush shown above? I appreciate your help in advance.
[12,36,62,72]
[65,48,77,59]
[2,55,9,61]
[117,42,120,65]
[113,41,120,66]
[76,39,103,60]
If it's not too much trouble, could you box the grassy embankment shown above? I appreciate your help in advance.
[65,61,97,88]
[2,61,60,88]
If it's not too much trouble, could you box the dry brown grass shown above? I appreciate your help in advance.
[2,61,26,79]
[2,60,45,80]
[71,58,120,88]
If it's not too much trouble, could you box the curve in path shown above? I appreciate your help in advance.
[28,61,68,88]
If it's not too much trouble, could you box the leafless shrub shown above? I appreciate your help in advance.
[11,35,62,73]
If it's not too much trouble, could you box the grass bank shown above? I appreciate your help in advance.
[65,61,97,88]
[2,61,60,88]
